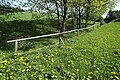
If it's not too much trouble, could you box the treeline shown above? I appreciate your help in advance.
[104,10,120,23]
[0,5,24,14]
[26,0,117,33]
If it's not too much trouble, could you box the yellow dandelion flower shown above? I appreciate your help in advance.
[36,56,40,59]
[51,58,54,63]
[97,68,100,70]
[68,64,70,67]
[29,66,32,68]
[46,60,48,62]
[3,66,6,69]
[75,69,79,72]
[3,60,7,63]
[11,66,15,69]
[22,69,25,72]
[6,77,9,80]
[86,78,90,80]
[52,75,55,78]
[45,78,48,80]
[10,76,12,78]
[88,72,93,75]
[22,62,26,65]
[110,76,113,78]
[6,70,9,72]
[39,78,42,80]
[83,76,86,78]
[18,68,21,71]
[11,72,13,75]
[31,74,34,77]
[114,76,119,80]
[111,72,116,75]
[95,71,98,73]
[93,65,96,67]
[88,76,92,79]
[71,76,74,79]
[0,73,2,75]
[45,74,48,77]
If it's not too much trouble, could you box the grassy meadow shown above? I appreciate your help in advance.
[0,12,96,52]
[0,17,120,80]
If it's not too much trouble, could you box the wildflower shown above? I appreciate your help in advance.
[39,78,42,80]
[86,78,90,80]
[88,76,92,79]
[3,60,7,63]
[52,75,55,78]
[31,74,34,77]
[114,76,119,79]
[88,72,93,75]
[11,66,15,69]
[17,52,21,55]
[36,56,40,59]
[45,74,48,77]
[10,72,13,75]
[22,62,26,65]
[10,76,12,78]
[18,68,21,71]
[29,66,32,68]
[75,69,79,72]
[97,67,99,70]
[46,60,48,62]
[22,69,25,72]
[68,64,70,67]
[0,73,2,76]
[71,76,74,79]
[51,58,54,63]
[3,66,6,69]
[51,54,54,57]
[45,78,48,80]
[6,70,9,72]
[93,65,96,67]
[111,72,116,75]
[83,76,86,78]
[95,71,98,73]
[6,77,9,80]
[110,76,113,78]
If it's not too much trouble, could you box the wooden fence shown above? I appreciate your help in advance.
[7,25,94,52]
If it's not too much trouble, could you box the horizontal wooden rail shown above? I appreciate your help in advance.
[7,25,93,43]
[7,25,94,52]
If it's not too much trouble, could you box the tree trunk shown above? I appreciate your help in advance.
[85,0,91,28]
[85,9,89,28]
[62,0,67,32]
[78,8,82,29]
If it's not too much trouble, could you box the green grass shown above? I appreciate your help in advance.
[0,11,96,52]
[0,22,120,79]
[0,12,60,51]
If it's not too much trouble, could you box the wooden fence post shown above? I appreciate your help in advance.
[15,41,18,52]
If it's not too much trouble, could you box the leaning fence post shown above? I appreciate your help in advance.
[15,41,18,52]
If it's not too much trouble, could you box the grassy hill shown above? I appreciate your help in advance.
[0,12,60,51]
[0,22,120,79]
[0,12,95,52]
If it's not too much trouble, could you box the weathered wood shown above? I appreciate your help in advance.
[15,41,18,52]
[7,25,94,52]
[60,37,64,44]
[7,25,94,43]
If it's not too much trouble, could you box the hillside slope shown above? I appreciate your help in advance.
[0,22,120,79]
